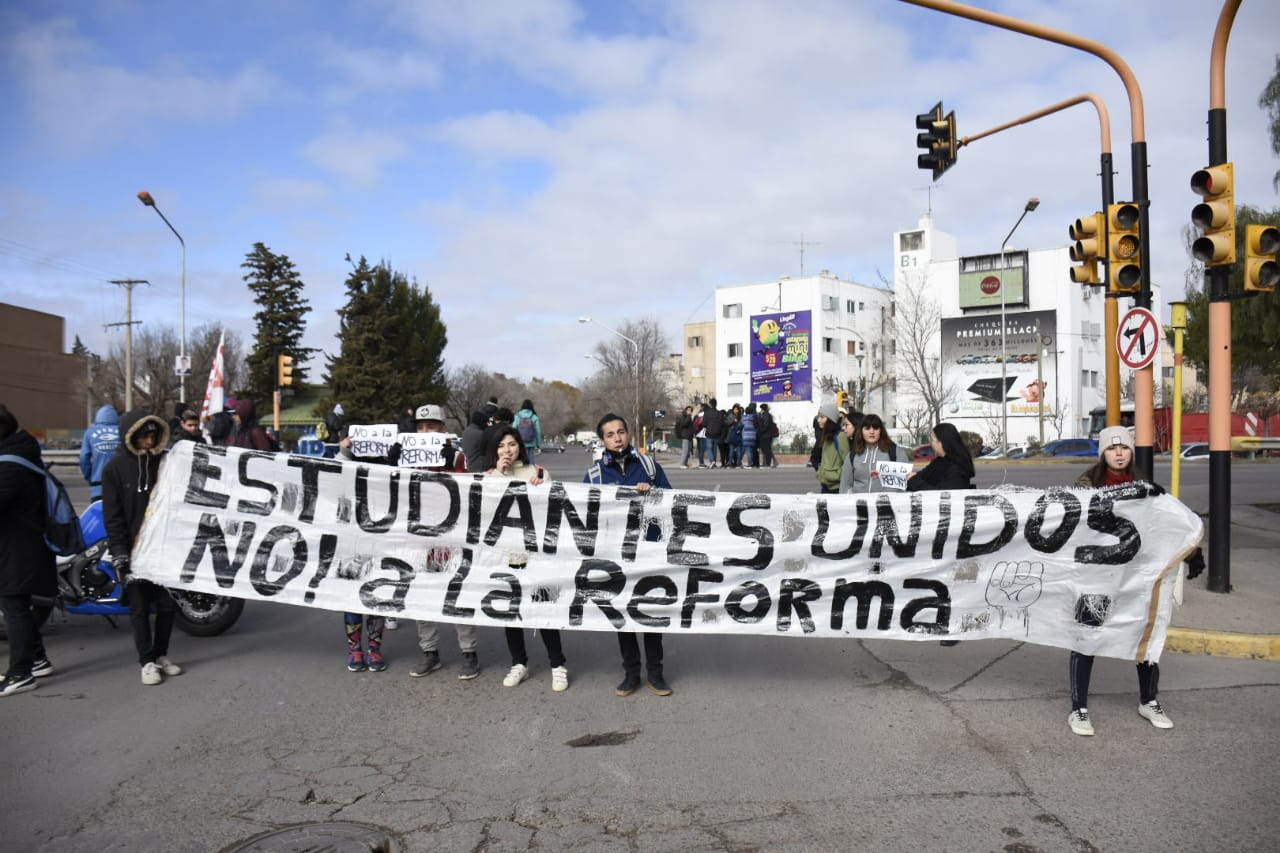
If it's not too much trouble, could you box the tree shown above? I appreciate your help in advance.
[1261,55,1280,192]
[242,242,312,401]
[890,271,959,429]
[324,257,448,423]
[444,365,584,439]
[579,318,672,439]
[1181,205,1280,388]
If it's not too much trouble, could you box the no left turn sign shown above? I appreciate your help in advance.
[1117,307,1159,370]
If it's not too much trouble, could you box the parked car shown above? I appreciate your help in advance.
[1180,442,1210,460]
[540,441,567,453]
[1040,438,1099,457]
[981,445,1027,460]
[913,444,936,461]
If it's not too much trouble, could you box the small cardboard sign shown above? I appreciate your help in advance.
[876,460,914,491]
[347,424,397,458]
[396,432,455,468]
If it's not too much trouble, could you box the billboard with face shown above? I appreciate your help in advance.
[750,310,812,402]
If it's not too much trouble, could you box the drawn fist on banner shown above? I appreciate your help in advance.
[985,560,1044,607]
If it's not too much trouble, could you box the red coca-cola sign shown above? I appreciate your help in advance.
[980,275,1001,295]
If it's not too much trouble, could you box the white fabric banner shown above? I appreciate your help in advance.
[133,443,1203,662]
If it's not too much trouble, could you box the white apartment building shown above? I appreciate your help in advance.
[893,213,1111,445]
[703,270,895,446]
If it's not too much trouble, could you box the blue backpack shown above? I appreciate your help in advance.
[0,454,85,556]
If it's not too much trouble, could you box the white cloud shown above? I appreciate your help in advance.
[303,130,408,188]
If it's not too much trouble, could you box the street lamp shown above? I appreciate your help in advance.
[579,317,642,446]
[137,191,187,404]
[999,197,1040,451]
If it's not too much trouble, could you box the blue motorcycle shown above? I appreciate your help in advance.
[48,500,244,636]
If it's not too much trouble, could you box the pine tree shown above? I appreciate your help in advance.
[324,258,448,422]
[242,242,313,400]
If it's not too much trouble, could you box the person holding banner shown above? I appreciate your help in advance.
[585,412,675,697]
[1067,427,1173,736]
[906,423,974,493]
[840,413,907,494]
[485,427,567,691]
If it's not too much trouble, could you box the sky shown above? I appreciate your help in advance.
[2,0,1277,388]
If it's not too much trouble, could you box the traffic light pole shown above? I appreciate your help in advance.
[900,0,1155,473]
[1204,0,1242,593]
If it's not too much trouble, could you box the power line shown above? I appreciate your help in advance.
[0,236,125,282]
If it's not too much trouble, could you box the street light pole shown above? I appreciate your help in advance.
[137,191,187,404]
[579,317,642,447]
[999,197,1040,451]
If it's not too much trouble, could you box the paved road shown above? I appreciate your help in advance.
[7,456,1276,852]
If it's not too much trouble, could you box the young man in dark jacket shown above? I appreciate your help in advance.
[584,412,675,698]
[103,409,183,686]
[0,404,58,697]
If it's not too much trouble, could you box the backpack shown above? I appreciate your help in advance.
[0,454,86,556]
[516,413,537,445]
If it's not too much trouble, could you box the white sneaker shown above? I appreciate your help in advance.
[1068,708,1094,736]
[156,656,183,677]
[141,662,163,686]
[385,617,399,630]
[551,666,569,692]
[502,664,528,687]
[1138,701,1173,729]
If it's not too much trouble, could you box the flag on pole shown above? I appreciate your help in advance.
[200,330,226,420]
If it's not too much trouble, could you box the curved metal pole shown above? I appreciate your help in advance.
[137,192,187,404]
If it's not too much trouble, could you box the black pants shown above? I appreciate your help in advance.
[0,594,51,678]
[1070,652,1159,710]
[126,580,176,666]
[761,437,776,467]
[619,632,664,678]
[506,627,565,668]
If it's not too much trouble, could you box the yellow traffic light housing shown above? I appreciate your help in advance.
[915,102,957,181]
[277,354,295,387]
[1068,212,1105,285]
[1106,203,1142,293]
[835,390,849,413]
[1244,223,1279,293]
[1191,162,1235,267]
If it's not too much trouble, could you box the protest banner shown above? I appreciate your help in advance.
[133,443,1203,662]
[396,432,456,469]
[347,424,397,458]
[875,461,913,491]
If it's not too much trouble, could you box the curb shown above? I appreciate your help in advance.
[1165,627,1280,661]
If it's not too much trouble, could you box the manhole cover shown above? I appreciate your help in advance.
[223,821,397,852]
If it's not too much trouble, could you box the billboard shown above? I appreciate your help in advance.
[940,310,1058,419]
[959,263,1026,310]
[749,310,812,402]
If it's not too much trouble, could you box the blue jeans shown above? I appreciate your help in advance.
[699,438,717,466]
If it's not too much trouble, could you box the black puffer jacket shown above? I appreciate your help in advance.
[0,429,56,596]
[102,409,169,559]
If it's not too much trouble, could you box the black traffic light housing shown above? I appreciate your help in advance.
[916,102,957,181]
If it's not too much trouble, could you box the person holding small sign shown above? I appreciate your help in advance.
[839,414,908,494]
[485,427,567,691]
[584,412,676,697]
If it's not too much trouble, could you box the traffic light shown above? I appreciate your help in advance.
[1068,212,1105,285]
[915,102,957,181]
[1244,223,1279,292]
[277,354,294,387]
[836,390,849,413]
[1106,202,1142,293]
[1190,162,1235,267]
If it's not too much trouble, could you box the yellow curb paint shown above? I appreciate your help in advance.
[1165,628,1280,661]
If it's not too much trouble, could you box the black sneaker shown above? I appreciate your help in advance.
[31,658,55,678]
[409,650,442,678]
[457,652,480,680]
[615,673,642,696]
[0,673,37,697]
[648,675,673,697]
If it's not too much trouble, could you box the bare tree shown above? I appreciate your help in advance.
[889,270,958,425]
[582,318,672,438]
[896,404,933,447]
[445,365,586,439]
[86,322,244,416]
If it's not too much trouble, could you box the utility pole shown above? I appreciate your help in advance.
[107,279,148,411]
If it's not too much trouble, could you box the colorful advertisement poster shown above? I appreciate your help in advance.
[750,310,812,402]
[940,310,1058,418]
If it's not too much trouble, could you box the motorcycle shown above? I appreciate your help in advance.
[6,500,244,638]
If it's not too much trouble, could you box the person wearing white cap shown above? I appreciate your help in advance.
[1066,425,1170,736]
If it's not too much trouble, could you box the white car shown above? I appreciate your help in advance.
[1180,442,1210,460]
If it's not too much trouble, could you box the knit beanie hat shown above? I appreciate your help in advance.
[1097,426,1134,457]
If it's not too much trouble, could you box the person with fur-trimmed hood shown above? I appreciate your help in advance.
[102,409,183,687]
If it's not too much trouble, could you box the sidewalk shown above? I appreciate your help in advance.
[1166,505,1280,660]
